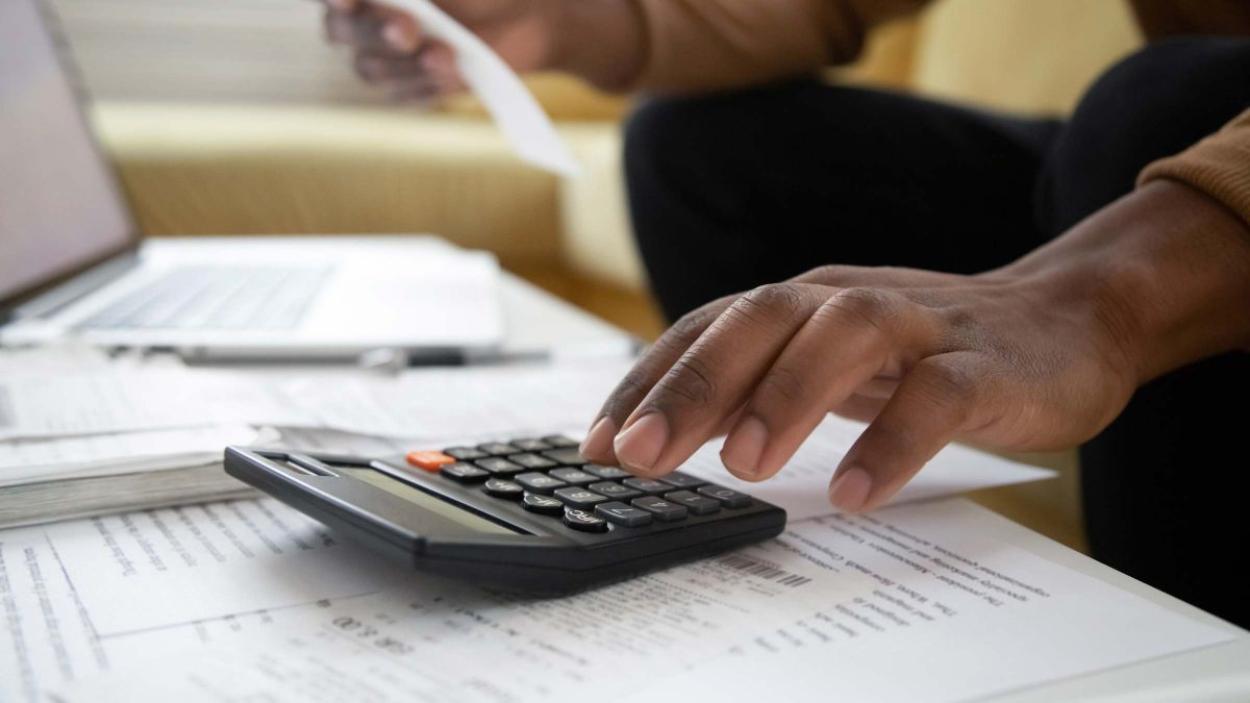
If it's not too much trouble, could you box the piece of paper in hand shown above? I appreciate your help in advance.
[390,0,580,177]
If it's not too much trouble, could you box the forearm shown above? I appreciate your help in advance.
[999,181,1250,386]
[553,0,928,94]
[547,0,647,91]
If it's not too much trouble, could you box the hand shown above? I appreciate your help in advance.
[323,0,564,101]
[579,182,1250,512]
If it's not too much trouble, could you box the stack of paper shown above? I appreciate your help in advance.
[1,493,1239,703]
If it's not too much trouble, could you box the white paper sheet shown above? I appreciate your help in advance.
[0,425,261,487]
[46,499,1235,703]
[677,415,1056,521]
[0,522,363,703]
[386,0,579,176]
[43,499,397,635]
[287,361,626,439]
[0,370,311,441]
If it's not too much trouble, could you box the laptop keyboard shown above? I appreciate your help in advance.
[77,265,333,331]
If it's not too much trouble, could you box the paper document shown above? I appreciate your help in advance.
[0,425,261,487]
[0,370,310,441]
[677,415,1055,521]
[287,361,626,439]
[0,523,359,703]
[47,499,1234,703]
[43,498,397,635]
[388,0,579,176]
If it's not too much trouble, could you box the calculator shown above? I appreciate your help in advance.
[224,435,786,595]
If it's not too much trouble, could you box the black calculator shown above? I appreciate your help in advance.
[224,435,786,595]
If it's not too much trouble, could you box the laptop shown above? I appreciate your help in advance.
[0,0,504,362]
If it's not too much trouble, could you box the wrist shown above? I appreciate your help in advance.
[1005,181,1250,386]
[548,0,647,91]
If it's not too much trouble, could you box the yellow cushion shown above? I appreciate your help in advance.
[92,102,563,266]
[911,0,1143,115]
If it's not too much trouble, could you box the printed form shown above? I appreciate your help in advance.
[42,499,1233,703]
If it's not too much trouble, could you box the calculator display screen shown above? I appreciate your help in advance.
[343,468,521,536]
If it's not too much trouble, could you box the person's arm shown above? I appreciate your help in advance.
[579,179,1250,512]
[1139,108,1250,229]
[324,0,929,99]
[628,0,927,93]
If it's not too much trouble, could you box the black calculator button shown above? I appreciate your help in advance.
[478,442,521,456]
[658,472,706,489]
[483,478,524,499]
[512,438,552,452]
[584,464,631,480]
[553,487,608,508]
[697,485,753,508]
[664,490,721,516]
[622,478,669,495]
[631,496,688,521]
[474,457,524,475]
[595,502,653,527]
[563,508,609,533]
[514,472,568,494]
[542,435,581,448]
[522,493,565,515]
[589,481,642,500]
[541,447,588,466]
[548,468,596,485]
[508,453,559,470]
[440,462,490,483]
[444,446,489,461]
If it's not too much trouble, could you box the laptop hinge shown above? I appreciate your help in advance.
[8,252,140,322]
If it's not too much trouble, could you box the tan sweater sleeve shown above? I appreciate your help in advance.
[631,0,928,92]
[1139,109,1250,228]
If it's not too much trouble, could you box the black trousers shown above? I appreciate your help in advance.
[624,38,1250,627]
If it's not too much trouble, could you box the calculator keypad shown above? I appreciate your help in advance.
[541,447,587,466]
[509,453,559,470]
[553,487,608,508]
[522,493,565,515]
[514,472,567,494]
[663,490,721,516]
[548,468,596,485]
[478,442,522,456]
[474,457,524,475]
[584,464,631,480]
[433,436,754,533]
[563,508,609,532]
[622,478,669,495]
[441,462,491,483]
[483,478,524,499]
[595,502,653,527]
[631,496,688,521]
[588,481,641,500]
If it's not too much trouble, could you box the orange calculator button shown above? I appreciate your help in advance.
[406,451,456,472]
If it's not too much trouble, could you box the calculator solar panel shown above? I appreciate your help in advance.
[225,435,786,595]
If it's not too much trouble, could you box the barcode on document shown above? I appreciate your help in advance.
[717,554,811,587]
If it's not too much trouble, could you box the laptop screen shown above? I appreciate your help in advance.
[0,0,135,306]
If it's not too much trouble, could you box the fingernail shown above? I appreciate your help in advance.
[383,23,415,51]
[613,413,668,473]
[829,467,872,513]
[579,417,616,461]
[720,415,768,478]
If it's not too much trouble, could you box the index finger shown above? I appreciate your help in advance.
[579,296,735,463]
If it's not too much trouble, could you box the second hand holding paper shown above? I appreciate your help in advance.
[388,0,580,176]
